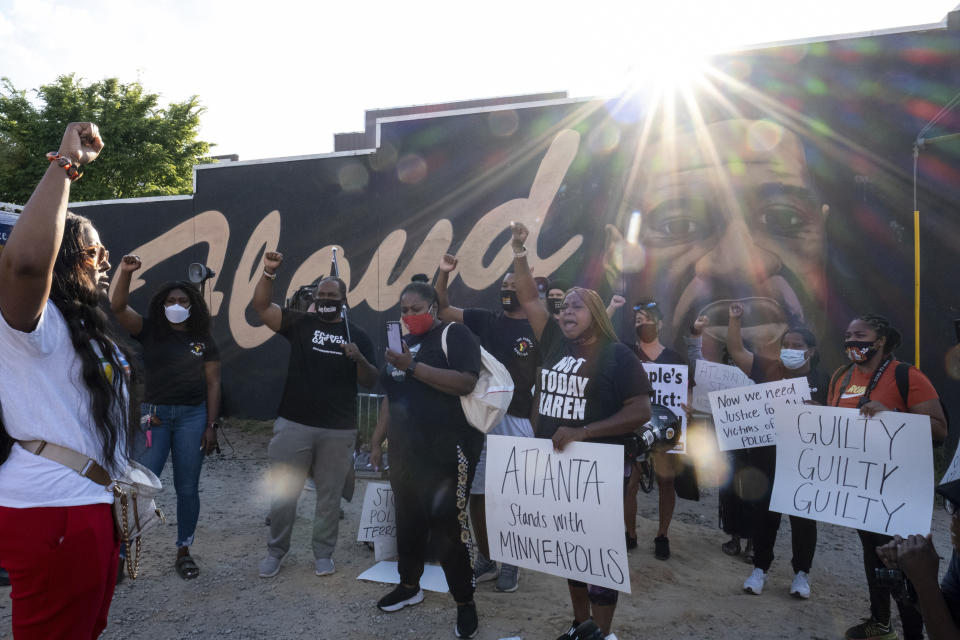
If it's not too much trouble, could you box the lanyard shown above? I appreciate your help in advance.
[833,354,893,408]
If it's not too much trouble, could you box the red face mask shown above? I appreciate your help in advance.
[403,312,435,336]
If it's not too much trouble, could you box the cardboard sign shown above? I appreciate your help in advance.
[709,378,810,451]
[770,404,934,537]
[484,435,630,593]
[643,362,689,453]
[357,482,396,542]
[691,360,754,414]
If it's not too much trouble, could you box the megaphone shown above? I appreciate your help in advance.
[187,263,215,284]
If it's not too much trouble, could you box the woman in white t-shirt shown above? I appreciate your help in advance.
[0,123,138,639]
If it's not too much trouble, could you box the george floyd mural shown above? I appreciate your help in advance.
[32,23,959,422]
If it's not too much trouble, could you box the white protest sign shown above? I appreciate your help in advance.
[709,377,810,451]
[691,360,754,414]
[357,482,396,542]
[941,444,960,486]
[643,362,689,453]
[770,404,934,537]
[484,435,630,593]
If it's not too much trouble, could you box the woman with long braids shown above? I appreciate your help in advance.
[111,264,220,580]
[0,123,137,638]
[509,221,652,640]
[830,314,947,640]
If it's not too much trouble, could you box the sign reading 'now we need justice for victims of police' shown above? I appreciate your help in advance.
[709,377,811,451]
[484,435,630,593]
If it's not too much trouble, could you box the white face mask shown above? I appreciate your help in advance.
[780,348,808,370]
[164,304,191,324]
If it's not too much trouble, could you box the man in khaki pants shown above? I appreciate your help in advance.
[252,251,378,578]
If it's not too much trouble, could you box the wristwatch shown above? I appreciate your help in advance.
[405,361,418,376]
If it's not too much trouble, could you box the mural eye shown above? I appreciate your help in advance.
[641,198,714,245]
[760,205,807,235]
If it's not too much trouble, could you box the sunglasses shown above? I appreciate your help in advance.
[76,244,110,265]
[633,301,658,312]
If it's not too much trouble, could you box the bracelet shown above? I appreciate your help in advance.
[208,422,219,430]
[45,152,83,181]
[513,249,527,259]
[262,269,277,280]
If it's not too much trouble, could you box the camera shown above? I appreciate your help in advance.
[287,284,319,311]
[874,567,917,605]
[570,620,605,640]
[635,403,681,455]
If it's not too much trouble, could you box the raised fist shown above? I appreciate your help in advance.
[439,253,458,273]
[120,255,142,273]
[264,251,284,272]
[691,315,709,336]
[728,302,744,319]
[510,221,529,252]
[59,123,104,166]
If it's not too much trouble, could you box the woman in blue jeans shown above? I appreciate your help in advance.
[111,257,221,579]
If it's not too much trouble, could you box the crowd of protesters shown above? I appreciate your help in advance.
[0,123,957,640]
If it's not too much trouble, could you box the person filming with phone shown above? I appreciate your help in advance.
[251,251,377,579]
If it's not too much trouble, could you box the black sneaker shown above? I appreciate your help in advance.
[625,532,637,550]
[377,584,424,612]
[844,617,896,640]
[455,601,479,638]
[654,535,671,560]
[555,619,581,640]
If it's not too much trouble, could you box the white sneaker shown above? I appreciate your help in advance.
[790,570,811,599]
[605,634,618,640]
[743,568,766,595]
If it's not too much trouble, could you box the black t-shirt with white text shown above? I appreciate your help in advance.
[380,322,484,460]
[277,309,375,429]
[535,320,652,444]
[135,319,220,406]
[463,309,539,418]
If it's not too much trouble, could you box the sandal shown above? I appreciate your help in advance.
[175,554,200,580]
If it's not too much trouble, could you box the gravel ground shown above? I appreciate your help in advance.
[0,422,953,640]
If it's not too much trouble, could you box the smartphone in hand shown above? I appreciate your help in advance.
[386,321,402,353]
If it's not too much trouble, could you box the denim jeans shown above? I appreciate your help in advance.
[137,402,207,548]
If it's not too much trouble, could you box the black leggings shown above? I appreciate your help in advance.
[745,446,818,573]
[390,444,477,603]
[857,529,924,639]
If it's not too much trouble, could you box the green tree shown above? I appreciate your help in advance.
[0,75,211,203]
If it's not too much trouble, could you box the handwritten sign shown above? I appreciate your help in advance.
[691,360,754,414]
[643,363,689,454]
[484,435,630,593]
[709,377,810,451]
[770,404,934,537]
[942,444,960,486]
[358,482,396,542]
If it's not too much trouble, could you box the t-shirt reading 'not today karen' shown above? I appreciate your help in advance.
[535,320,651,445]
[276,309,375,429]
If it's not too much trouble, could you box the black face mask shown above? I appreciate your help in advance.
[315,299,343,322]
[636,324,658,343]
[501,290,518,312]
[548,298,562,315]
[844,340,878,364]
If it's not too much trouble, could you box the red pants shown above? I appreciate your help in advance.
[0,503,119,639]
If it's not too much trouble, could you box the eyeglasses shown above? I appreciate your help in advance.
[76,244,110,265]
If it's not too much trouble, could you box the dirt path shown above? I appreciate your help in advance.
[1,423,953,639]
